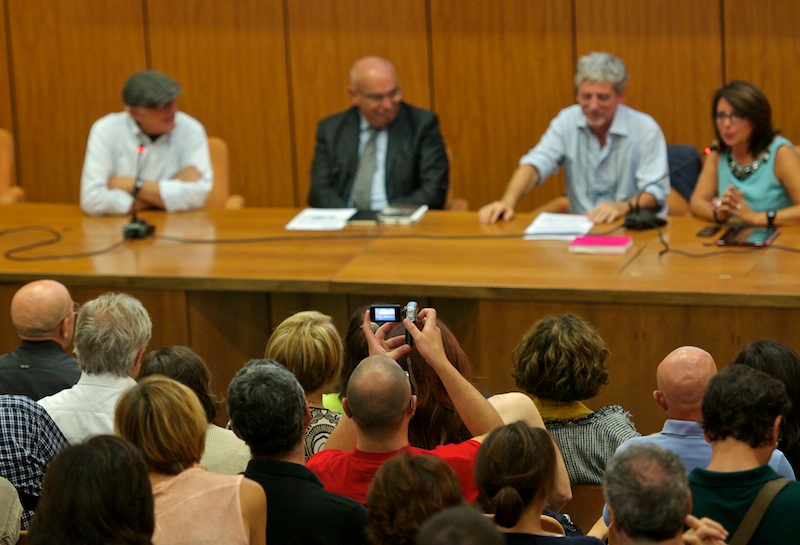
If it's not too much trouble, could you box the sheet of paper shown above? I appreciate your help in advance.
[285,208,356,231]
[523,212,594,241]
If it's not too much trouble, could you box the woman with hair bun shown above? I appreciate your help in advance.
[475,422,602,544]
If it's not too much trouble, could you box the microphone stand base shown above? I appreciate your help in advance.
[123,219,155,239]
[623,211,667,231]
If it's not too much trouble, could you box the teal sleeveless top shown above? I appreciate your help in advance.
[717,135,794,211]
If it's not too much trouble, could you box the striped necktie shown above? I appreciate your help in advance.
[352,129,377,210]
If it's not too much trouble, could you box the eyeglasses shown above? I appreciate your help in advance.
[64,301,80,320]
[715,111,745,125]
[356,86,402,104]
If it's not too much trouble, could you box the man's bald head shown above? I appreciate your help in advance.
[345,355,412,436]
[348,56,401,129]
[654,346,717,420]
[10,280,75,345]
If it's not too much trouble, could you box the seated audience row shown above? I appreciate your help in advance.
[2,284,798,544]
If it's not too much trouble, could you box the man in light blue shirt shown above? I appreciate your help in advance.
[598,346,795,532]
[479,52,669,224]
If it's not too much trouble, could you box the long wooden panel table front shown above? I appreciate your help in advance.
[0,203,797,432]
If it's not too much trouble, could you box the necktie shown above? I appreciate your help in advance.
[352,130,377,210]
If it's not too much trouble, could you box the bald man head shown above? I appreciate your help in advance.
[344,355,414,439]
[653,346,717,421]
[347,56,402,129]
[10,280,76,347]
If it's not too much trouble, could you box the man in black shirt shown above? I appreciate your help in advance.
[0,280,80,400]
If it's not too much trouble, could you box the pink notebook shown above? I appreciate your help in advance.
[568,235,633,255]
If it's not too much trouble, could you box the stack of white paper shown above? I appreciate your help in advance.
[523,212,593,241]
[285,208,357,231]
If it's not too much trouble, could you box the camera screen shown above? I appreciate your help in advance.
[372,306,400,322]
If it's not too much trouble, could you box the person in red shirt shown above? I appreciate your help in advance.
[307,307,503,504]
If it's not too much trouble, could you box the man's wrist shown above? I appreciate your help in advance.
[131,178,144,198]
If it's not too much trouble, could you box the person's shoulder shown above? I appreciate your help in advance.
[618,104,662,130]
[319,106,359,128]
[424,439,481,457]
[398,102,436,121]
[307,447,347,467]
[89,111,128,132]
[173,111,206,134]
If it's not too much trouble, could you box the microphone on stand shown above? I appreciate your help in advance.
[123,144,156,239]
[623,146,717,231]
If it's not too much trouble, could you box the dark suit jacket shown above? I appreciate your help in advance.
[244,458,369,545]
[308,102,449,209]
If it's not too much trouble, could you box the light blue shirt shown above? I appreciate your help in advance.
[601,419,795,524]
[520,104,669,214]
[349,116,389,210]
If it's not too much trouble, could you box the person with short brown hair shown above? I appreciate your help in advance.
[512,314,639,485]
[366,453,463,545]
[139,345,251,474]
[115,376,266,545]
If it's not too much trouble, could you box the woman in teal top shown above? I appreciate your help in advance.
[690,80,800,226]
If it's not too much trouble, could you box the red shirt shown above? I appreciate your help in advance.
[307,440,481,504]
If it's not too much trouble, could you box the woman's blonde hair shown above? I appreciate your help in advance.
[265,310,343,393]
[115,375,207,475]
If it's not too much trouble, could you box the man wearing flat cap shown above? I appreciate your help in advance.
[79,70,212,216]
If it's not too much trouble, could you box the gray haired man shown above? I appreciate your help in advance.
[39,292,151,444]
[480,51,668,224]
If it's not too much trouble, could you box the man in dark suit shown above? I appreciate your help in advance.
[308,56,449,210]
[0,280,80,400]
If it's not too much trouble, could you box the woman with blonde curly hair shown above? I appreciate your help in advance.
[512,314,638,485]
[115,376,266,545]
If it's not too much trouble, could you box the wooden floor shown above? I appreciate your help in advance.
[1,203,798,433]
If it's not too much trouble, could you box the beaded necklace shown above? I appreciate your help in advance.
[728,149,770,180]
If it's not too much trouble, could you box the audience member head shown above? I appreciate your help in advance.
[474,421,556,529]
[264,310,343,395]
[604,443,689,543]
[348,56,401,129]
[115,376,206,475]
[390,317,474,449]
[228,359,307,460]
[74,292,152,378]
[712,80,775,156]
[653,346,717,421]
[575,52,628,94]
[366,453,463,545]
[512,314,609,402]
[29,434,154,545]
[344,355,414,440]
[339,305,376,397]
[732,340,800,466]
[702,364,790,449]
[10,279,76,347]
[415,506,504,545]
[139,345,218,423]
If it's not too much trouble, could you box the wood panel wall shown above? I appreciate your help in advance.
[1,0,796,211]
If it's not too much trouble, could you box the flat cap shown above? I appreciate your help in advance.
[122,70,181,107]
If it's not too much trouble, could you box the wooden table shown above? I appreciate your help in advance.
[1,203,798,433]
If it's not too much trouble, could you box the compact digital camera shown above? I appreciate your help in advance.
[369,301,418,323]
